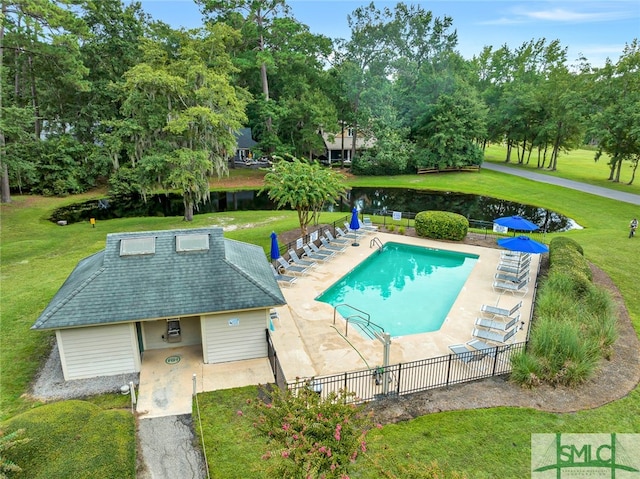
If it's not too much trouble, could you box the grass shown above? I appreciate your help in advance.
[2,146,640,476]
[1,400,135,478]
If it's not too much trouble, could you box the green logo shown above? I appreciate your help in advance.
[532,433,640,478]
[165,355,181,365]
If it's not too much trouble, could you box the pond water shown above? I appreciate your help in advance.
[50,187,578,232]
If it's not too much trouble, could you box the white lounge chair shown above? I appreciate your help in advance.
[308,241,337,259]
[302,243,332,262]
[481,300,522,318]
[270,264,297,286]
[335,227,356,240]
[344,221,372,235]
[496,262,530,275]
[325,230,349,244]
[465,339,500,358]
[276,256,310,275]
[472,326,518,344]
[494,270,529,284]
[320,236,347,253]
[448,344,486,364]
[288,249,316,268]
[492,278,529,295]
[475,314,520,332]
[501,251,531,261]
[359,218,378,232]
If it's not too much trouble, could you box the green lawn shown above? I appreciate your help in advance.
[2,150,640,477]
[483,145,640,195]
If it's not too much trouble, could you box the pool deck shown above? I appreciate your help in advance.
[269,231,538,380]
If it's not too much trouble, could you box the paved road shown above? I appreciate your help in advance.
[482,162,640,206]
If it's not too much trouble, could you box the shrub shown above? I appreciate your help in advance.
[398,226,405,235]
[511,236,618,388]
[249,383,374,478]
[549,236,584,256]
[387,224,396,232]
[414,211,468,241]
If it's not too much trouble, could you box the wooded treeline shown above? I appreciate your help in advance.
[1,0,638,207]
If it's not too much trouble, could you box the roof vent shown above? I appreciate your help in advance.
[176,233,209,252]
[120,237,155,256]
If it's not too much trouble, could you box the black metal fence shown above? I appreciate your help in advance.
[265,329,526,405]
[266,329,287,391]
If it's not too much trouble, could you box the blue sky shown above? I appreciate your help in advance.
[136,0,639,67]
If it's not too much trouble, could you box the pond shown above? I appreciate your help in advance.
[50,187,578,232]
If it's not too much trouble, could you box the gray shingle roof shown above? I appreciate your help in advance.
[32,227,286,330]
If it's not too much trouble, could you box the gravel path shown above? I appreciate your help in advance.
[29,339,138,401]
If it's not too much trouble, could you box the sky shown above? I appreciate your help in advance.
[135,0,639,67]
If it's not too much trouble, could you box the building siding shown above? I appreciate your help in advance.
[57,324,140,380]
[202,310,267,364]
[142,316,202,350]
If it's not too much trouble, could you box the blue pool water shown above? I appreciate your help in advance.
[316,242,478,337]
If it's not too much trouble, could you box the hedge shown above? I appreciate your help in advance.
[414,211,468,241]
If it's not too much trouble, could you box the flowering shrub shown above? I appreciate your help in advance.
[247,383,374,478]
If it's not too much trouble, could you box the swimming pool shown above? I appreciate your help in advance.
[316,242,478,337]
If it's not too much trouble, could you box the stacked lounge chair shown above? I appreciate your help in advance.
[494,270,529,284]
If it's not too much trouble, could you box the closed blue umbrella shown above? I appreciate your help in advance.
[270,231,281,264]
[494,215,539,235]
[349,207,361,247]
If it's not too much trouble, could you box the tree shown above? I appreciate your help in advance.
[0,0,87,202]
[414,86,486,170]
[118,24,249,220]
[262,157,346,235]
[589,40,640,184]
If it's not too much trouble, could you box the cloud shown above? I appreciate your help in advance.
[479,5,632,26]
[523,8,628,22]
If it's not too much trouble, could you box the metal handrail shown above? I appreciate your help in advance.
[333,303,370,326]
[370,236,384,251]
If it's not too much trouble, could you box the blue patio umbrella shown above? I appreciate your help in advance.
[349,207,361,247]
[494,215,539,235]
[270,231,281,265]
[497,235,548,272]
[497,235,549,254]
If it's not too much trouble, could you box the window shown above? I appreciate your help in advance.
[120,237,155,256]
[347,128,354,137]
[176,234,209,252]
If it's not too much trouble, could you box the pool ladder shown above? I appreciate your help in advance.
[333,303,384,339]
[370,237,384,252]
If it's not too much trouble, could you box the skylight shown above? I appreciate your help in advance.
[176,234,209,252]
[120,237,155,256]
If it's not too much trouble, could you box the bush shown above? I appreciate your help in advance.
[549,236,584,256]
[249,383,374,478]
[414,211,468,241]
[398,226,405,235]
[511,236,618,388]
